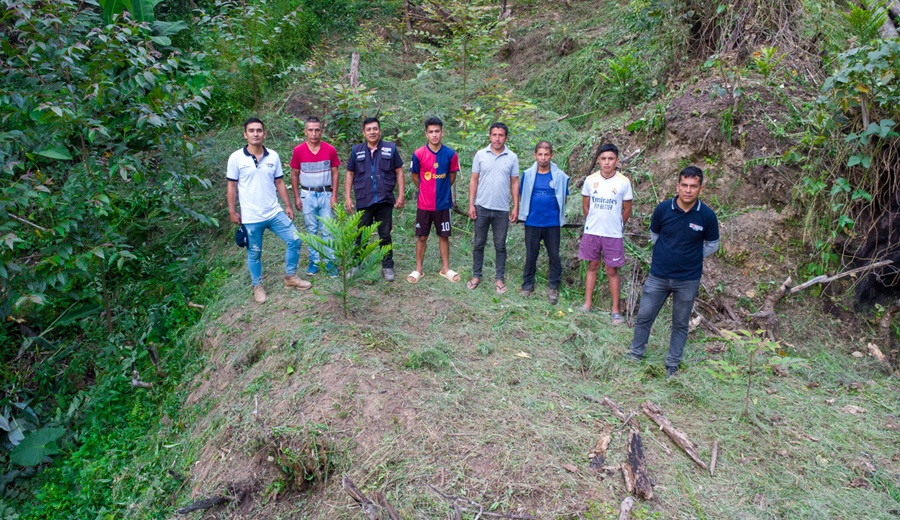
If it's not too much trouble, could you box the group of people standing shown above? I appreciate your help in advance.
[226,116,720,376]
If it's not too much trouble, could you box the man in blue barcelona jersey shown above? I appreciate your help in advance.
[408,117,461,284]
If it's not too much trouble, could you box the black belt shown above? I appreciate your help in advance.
[301,185,332,192]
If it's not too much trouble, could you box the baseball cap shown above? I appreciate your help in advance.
[235,225,248,248]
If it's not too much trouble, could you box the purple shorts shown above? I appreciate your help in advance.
[578,234,625,267]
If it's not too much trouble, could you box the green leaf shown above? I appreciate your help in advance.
[149,36,171,46]
[36,147,73,161]
[10,428,65,467]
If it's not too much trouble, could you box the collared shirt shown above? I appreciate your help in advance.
[226,146,284,224]
[472,145,519,211]
[289,141,340,188]
[649,197,719,280]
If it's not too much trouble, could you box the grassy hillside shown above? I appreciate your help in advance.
[5,0,897,518]
[147,1,899,517]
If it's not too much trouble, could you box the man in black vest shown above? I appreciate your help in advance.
[344,117,406,281]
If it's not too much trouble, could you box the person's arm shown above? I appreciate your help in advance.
[622,200,633,226]
[275,177,294,220]
[394,167,405,208]
[582,195,590,218]
[330,166,339,207]
[468,172,479,219]
[290,167,302,211]
[703,212,720,257]
[344,170,354,213]
[509,175,520,223]
[227,180,240,224]
[410,171,420,188]
[649,205,661,245]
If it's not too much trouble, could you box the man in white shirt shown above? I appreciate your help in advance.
[227,118,311,303]
[578,143,633,323]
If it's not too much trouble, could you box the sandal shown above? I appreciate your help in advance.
[495,281,507,294]
[466,278,481,290]
[439,269,460,282]
[406,270,424,283]
[611,313,624,325]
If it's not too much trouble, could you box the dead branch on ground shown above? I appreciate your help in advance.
[618,496,635,520]
[131,370,153,389]
[595,396,639,429]
[709,441,719,476]
[343,475,400,520]
[623,430,653,499]
[175,495,231,514]
[428,485,537,519]
[641,401,708,470]
[789,260,894,294]
[588,426,613,470]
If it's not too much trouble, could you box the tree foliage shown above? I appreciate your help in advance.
[0,0,214,332]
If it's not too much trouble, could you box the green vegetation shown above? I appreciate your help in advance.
[2,0,898,517]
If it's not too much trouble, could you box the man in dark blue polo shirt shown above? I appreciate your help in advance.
[628,166,719,377]
[344,117,405,281]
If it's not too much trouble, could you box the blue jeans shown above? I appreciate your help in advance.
[300,190,333,264]
[472,205,510,281]
[629,274,700,368]
[245,212,300,286]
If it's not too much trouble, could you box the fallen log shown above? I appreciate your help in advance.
[618,496,636,520]
[641,401,708,470]
[624,430,654,499]
[176,495,231,514]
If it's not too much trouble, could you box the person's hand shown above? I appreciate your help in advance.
[345,199,354,213]
[294,197,302,211]
[394,195,405,209]
[229,211,241,224]
[285,206,295,220]
[509,208,519,223]
[468,205,477,220]
[330,194,338,208]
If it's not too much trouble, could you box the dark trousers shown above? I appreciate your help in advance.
[628,275,701,368]
[522,225,561,290]
[357,202,394,268]
[472,205,509,281]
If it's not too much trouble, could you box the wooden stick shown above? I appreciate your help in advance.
[9,213,49,232]
[342,475,380,520]
[625,430,653,499]
[599,397,639,429]
[589,427,613,470]
[618,496,636,520]
[641,401,708,470]
[372,491,401,520]
[187,301,206,309]
[788,260,893,294]
[709,441,719,476]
